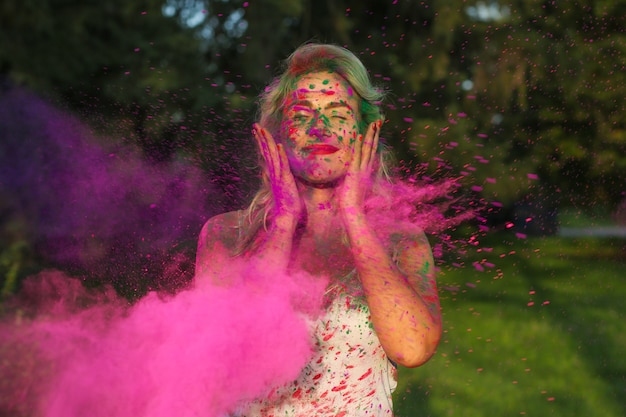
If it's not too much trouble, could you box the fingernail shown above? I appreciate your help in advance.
[377,120,382,128]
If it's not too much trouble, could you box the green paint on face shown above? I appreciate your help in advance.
[309,84,315,89]
[318,114,331,127]
[322,79,330,85]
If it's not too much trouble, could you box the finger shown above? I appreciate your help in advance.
[276,142,292,180]
[260,127,297,189]
[252,124,268,164]
[369,120,381,170]
[253,124,271,172]
[255,125,283,182]
[360,121,378,171]
[349,130,363,174]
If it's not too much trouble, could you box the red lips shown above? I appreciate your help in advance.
[304,144,339,155]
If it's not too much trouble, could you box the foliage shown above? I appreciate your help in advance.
[1,2,624,413]
[2,0,624,214]
[0,0,623,314]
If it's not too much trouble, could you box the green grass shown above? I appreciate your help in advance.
[557,206,616,227]
[394,233,626,417]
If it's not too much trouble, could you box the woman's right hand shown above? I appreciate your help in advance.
[253,124,302,225]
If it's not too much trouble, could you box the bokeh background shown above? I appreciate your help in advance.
[1,1,624,416]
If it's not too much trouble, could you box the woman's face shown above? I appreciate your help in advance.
[280,71,361,185]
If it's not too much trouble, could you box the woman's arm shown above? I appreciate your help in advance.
[345,215,441,368]
[338,120,441,367]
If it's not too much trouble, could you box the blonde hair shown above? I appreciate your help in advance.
[235,43,394,255]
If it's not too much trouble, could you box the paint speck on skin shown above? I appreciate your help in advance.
[1,64,492,416]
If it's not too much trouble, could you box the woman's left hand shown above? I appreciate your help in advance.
[337,120,381,218]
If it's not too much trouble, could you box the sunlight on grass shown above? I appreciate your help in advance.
[394,233,625,417]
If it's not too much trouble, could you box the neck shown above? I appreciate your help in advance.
[296,179,340,231]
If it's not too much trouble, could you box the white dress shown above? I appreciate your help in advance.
[234,272,398,416]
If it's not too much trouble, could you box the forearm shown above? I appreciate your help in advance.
[344,212,441,367]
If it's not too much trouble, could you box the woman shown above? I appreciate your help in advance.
[195,43,441,416]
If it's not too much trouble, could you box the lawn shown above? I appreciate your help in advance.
[394,232,626,417]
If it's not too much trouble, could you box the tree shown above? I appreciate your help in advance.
[2,0,624,223]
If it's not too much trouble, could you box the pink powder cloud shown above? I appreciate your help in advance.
[2,267,327,417]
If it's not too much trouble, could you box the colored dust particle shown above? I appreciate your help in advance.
[3,3,623,417]
[0,81,480,417]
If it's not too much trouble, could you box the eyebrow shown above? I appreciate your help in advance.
[289,99,355,113]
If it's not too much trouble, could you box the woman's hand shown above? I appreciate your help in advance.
[253,124,302,223]
[337,120,381,219]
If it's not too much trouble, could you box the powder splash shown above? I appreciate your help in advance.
[2,265,328,417]
[0,85,221,296]
[0,86,482,416]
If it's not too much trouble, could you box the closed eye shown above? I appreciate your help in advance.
[293,114,311,121]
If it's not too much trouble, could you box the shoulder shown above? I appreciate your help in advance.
[195,210,245,283]
[200,210,243,233]
[387,229,434,274]
[388,228,432,253]
[198,210,244,253]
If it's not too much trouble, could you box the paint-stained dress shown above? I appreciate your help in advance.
[234,272,398,417]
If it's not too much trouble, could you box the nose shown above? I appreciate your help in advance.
[307,115,331,138]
